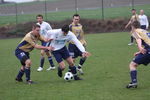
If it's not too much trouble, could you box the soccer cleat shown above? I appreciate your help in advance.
[57,67,63,77]
[27,80,34,85]
[37,67,43,72]
[74,76,82,80]
[47,66,56,71]
[128,43,134,46]
[77,67,84,75]
[126,82,138,89]
[15,77,23,82]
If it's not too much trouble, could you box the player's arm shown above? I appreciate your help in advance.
[145,15,149,29]
[39,35,53,42]
[33,44,54,51]
[125,18,132,29]
[133,32,146,54]
[70,33,90,57]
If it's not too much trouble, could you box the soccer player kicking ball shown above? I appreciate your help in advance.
[69,14,87,75]
[126,21,150,88]
[15,24,53,84]
[47,25,90,80]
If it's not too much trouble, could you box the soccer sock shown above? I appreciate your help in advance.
[24,67,31,81]
[78,57,86,69]
[40,57,45,68]
[130,70,137,83]
[131,36,134,43]
[48,56,54,67]
[69,66,77,76]
[16,69,24,79]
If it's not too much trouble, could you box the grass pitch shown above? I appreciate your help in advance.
[0,32,150,100]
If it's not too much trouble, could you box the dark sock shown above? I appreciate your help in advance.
[24,67,31,81]
[130,70,137,83]
[48,56,54,67]
[79,57,86,66]
[16,69,24,79]
[69,66,77,76]
[131,36,134,43]
[40,57,45,68]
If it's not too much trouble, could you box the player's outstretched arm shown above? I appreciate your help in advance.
[34,44,54,51]
[136,39,146,54]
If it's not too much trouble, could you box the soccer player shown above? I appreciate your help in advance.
[15,24,53,84]
[68,14,87,75]
[126,21,150,88]
[47,25,90,80]
[36,14,55,71]
[139,9,149,30]
[125,9,139,46]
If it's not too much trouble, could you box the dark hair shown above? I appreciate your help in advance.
[61,25,69,33]
[131,9,136,11]
[131,21,140,28]
[73,14,80,18]
[32,24,41,29]
[36,14,43,19]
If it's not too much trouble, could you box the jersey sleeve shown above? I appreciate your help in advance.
[46,23,52,30]
[132,32,142,40]
[70,32,85,52]
[25,35,36,46]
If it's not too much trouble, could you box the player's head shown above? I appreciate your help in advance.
[72,14,80,24]
[131,21,140,29]
[32,24,41,36]
[131,9,136,15]
[36,14,43,23]
[61,25,69,35]
[140,9,144,15]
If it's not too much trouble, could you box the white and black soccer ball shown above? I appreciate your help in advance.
[64,72,74,81]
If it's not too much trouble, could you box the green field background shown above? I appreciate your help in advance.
[0,32,150,100]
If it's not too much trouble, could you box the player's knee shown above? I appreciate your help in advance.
[129,61,138,70]
[41,50,45,56]
[46,52,50,56]
[25,59,32,67]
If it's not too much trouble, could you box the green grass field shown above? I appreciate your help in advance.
[0,4,150,26]
[1,32,150,100]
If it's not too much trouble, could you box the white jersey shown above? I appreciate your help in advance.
[47,29,86,52]
[37,21,52,38]
[139,14,149,29]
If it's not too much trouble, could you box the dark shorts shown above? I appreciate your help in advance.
[140,25,146,30]
[15,49,30,66]
[133,49,150,66]
[68,43,83,58]
[41,41,51,52]
[52,46,70,63]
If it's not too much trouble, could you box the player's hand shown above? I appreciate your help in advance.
[134,51,140,56]
[47,46,54,51]
[139,47,146,54]
[82,52,91,58]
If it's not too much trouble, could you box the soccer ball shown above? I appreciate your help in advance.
[64,72,74,81]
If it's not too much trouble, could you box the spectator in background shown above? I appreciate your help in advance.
[139,9,149,30]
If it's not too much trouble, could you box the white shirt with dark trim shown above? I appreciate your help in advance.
[37,21,52,38]
[139,14,149,29]
[47,29,86,52]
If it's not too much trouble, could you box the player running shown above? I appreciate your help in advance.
[125,9,139,46]
[126,21,150,88]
